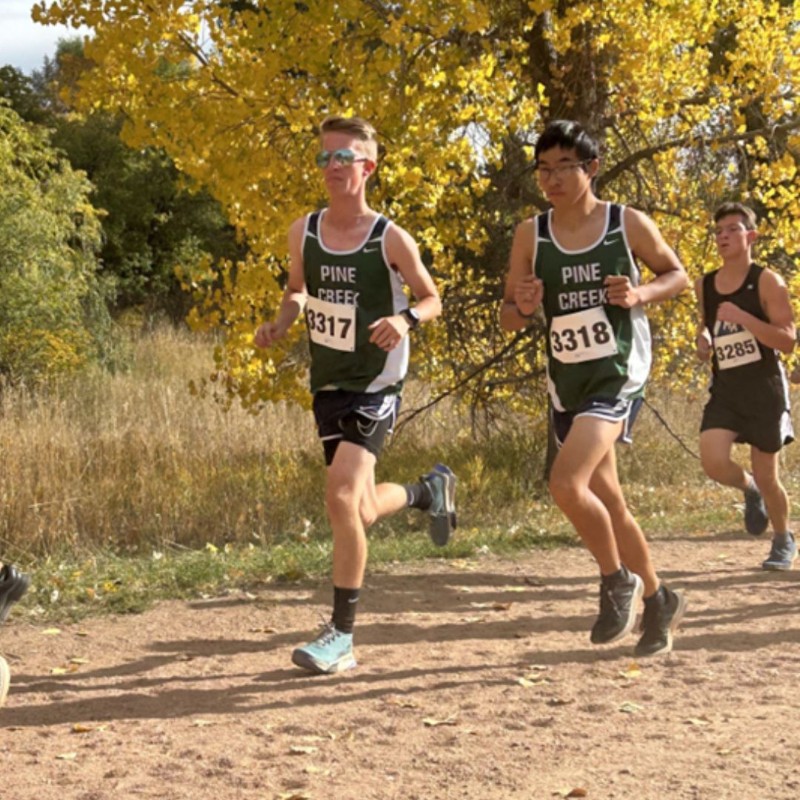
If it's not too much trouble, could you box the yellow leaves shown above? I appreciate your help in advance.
[39,0,800,408]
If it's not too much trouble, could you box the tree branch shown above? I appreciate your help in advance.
[598,117,800,189]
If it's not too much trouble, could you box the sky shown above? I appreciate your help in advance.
[0,0,90,74]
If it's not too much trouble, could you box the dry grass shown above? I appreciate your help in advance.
[0,326,321,557]
[2,326,798,567]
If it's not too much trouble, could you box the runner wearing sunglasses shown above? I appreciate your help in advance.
[255,115,456,675]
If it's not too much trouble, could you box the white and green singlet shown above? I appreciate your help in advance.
[534,203,652,412]
[303,210,409,394]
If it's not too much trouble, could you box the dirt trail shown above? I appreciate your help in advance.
[2,534,799,800]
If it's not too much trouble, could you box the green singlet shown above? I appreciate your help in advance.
[303,210,409,394]
[534,203,651,412]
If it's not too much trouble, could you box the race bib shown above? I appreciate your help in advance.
[306,295,356,352]
[550,306,618,364]
[713,323,761,370]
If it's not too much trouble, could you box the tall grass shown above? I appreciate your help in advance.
[2,325,798,567]
[0,327,323,557]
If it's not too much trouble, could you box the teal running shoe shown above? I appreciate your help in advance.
[291,623,356,675]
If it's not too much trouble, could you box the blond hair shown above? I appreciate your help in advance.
[319,115,378,161]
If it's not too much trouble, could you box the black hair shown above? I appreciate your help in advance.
[534,120,600,164]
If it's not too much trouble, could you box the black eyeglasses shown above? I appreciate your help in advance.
[533,161,590,180]
[315,148,369,169]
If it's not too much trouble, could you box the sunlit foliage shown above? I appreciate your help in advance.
[33,0,800,411]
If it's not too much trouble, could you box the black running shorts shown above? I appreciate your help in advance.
[312,389,400,466]
[700,393,794,454]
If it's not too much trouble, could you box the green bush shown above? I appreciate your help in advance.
[0,102,119,382]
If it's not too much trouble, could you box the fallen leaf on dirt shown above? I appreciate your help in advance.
[618,663,641,679]
[422,716,458,727]
[289,745,318,755]
[50,664,79,675]
[385,697,419,709]
[517,674,551,688]
[469,601,512,611]
[56,753,77,760]
[68,657,89,665]
[75,631,89,637]
[42,628,61,636]
[554,788,588,798]
[619,702,643,714]
[72,723,105,734]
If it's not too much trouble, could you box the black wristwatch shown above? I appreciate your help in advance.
[400,307,421,329]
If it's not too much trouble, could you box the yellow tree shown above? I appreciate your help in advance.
[33,0,800,414]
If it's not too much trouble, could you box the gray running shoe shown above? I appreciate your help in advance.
[420,464,457,547]
[634,586,687,658]
[0,565,30,624]
[744,486,769,536]
[590,566,643,645]
[762,532,797,571]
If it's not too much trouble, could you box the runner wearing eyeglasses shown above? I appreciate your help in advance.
[501,119,689,657]
[255,115,456,675]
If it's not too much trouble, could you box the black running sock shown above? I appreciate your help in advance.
[332,586,360,634]
[644,585,666,605]
[601,566,627,585]
[404,481,433,511]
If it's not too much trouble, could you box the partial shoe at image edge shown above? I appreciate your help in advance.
[0,565,30,625]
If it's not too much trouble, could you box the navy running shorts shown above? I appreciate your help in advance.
[551,396,644,449]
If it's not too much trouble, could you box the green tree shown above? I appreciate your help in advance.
[0,102,115,382]
[1,41,246,320]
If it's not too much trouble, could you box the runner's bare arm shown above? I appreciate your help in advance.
[693,276,712,362]
[607,208,688,308]
[500,219,543,331]
[368,224,441,351]
[254,218,308,348]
